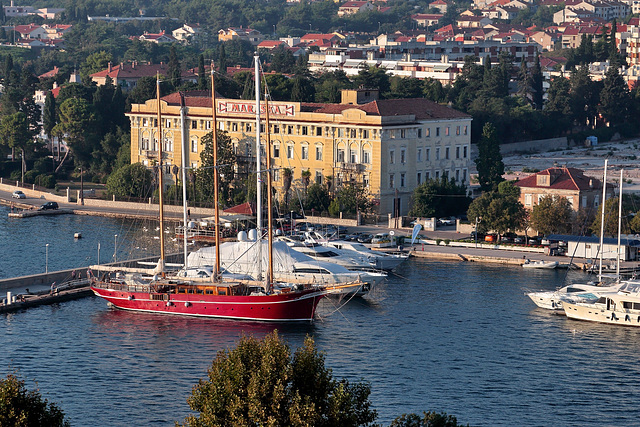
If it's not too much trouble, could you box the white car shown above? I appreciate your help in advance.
[12,190,26,199]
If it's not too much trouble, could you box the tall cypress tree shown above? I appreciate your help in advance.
[198,54,206,90]
[167,45,181,88]
[218,44,227,75]
[43,91,57,142]
[531,54,544,110]
[475,122,504,193]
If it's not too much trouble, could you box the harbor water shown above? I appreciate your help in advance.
[2,207,640,426]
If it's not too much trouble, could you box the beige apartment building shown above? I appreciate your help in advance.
[127,89,472,216]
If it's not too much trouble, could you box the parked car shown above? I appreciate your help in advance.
[357,233,373,243]
[513,236,525,244]
[540,238,550,246]
[500,236,513,244]
[40,201,59,210]
[470,231,485,240]
[528,238,540,245]
[12,190,26,199]
[344,232,362,241]
[484,234,497,242]
[438,218,454,226]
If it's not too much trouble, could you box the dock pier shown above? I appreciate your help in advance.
[0,279,93,314]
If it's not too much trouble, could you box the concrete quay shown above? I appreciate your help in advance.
[0,279,92,314]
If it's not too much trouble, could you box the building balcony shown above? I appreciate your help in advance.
[336,162,366,173]
[144,151,171,159]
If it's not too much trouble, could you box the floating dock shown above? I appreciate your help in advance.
[0,280,92,314]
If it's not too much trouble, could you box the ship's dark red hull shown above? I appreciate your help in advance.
[91,286,324,321]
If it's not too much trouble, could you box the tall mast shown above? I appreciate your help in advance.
[617,169,623,279]
[211,62,221,281]
[254,54,263,280]
[156,74,166,270]
[265,89,274,291]
[598,159,608,281]
[179,93,189,268]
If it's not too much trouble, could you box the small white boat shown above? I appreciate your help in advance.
[522,260,558,269]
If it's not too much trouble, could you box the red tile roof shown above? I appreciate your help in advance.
[91,62,196,80]
[515,167,605,191]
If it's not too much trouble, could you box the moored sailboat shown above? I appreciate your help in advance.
[91,61,328,321]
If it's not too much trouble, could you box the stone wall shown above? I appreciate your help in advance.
[0,179,70,203]
[470,137,572,159]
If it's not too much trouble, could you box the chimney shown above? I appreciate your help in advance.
[589,179,593,188]
[107,62,112,73]
[160,61,164,68]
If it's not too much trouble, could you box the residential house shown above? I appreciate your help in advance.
[561,26,602,49]
[90,62,197,91]
[528,30,560,51]
[37,8,65,19]
[514,166,613,211]
[429,0,451,13]
[172,23,204,44]
[337,1,376,16]
[218,27,263,45]
[456,15,492,28]
[139,31,177,44]
[411,13,443,27]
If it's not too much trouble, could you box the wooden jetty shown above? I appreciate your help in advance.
[0,279,92,314]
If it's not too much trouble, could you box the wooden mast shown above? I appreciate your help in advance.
[210,62,221,281]
[265,89,274,291]
[156,73,166,270]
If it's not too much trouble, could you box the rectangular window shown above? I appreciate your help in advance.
[273,124,279,134]
[315,171,323,185]
[363,151,371,164]
[462,169,467,182]
[464,125,468,135]
[455,169,460,181]
[400,129,406,138]
[165,119,171,128]
[400,173,405,187]
[436,148,440,160]
[274,169,280,182]
[191,139,197,153]
[316,146,323,160]
[436,127,440,137]
[362,129,369,138]
[417,172,422,185]
[350,149,357,163]
[463,146,468,158]
[316,127,322,136]
[417,128,422,138]
[143,118,149,127]
[445,127,450,136]
[389,150,395,164]
[350,129,356,138]
[301,146,308,160]
[337,149,345,163]
[287,145,294,159]
[191,120,197,130]
[426,128,431,137]
[582,195,588,208]
[456,146,460,159]
[260,124,265,133]
[435,170,440,179]
[525,194,532,206]
[246,123,252,132]
[164,139,173,153]
[273,145,280,158]
[287,125,293,135]
[205,121,211,130]
[426,171,430,180]
[301,126,308,136]
[456,126,460,135]
[231,122,238,132]
[426,148,430,161]
[363,175,369,188]
[445,147,450,160]
[389,174,395,188]
[337,128,344,137]
[142,138,149,150]
[400,149,406,164]
[417,148,422,162]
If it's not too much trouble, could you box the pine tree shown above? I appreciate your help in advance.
[43,91,57,142]
[218,44,227,75]
[530,54,544,110]
[599,65,630,126]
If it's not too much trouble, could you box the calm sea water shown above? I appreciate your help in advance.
[2,206,640,426]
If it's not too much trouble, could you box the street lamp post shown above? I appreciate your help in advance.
[475,217,481,249]
[45,243,49,273]
[114,234,118,263]
[97,242,101,265]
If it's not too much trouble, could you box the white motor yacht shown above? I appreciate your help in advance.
[526,280,625,311]
[563,280,640,326]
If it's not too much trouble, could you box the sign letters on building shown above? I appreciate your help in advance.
[218,101,295,116]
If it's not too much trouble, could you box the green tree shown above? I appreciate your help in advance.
[282,167,293,206]
[167,45,181,88]
[0,372,70,427]
[43,91,57,144]
[0,112,32,160]
[530,195,574,235]
[599,65,630,127]
[106,162,153,198]
[409,178,470,218]
[52,97,98,167]
[353,66,390,97]
[181,331,377,427]
[328,183,371,216]
[195,130,237,205]
[128,76,157,104]
[569,66,600,129]
[269,45,296,73]
[305,182,331,213]
[474,122,504,192]
[590,197,634,237]
[467,182,527,236]
[197,54,207,90]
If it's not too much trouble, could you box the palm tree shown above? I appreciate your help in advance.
[282,168,293,206]
[301,169,311,194]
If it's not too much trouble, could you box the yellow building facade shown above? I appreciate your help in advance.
[127,89,472,215]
